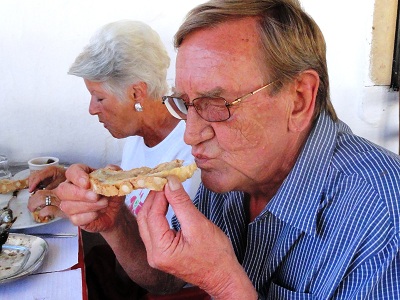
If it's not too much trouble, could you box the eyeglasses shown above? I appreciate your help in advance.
[162,80,278,122]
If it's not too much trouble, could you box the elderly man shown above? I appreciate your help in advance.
[56,0,400,299]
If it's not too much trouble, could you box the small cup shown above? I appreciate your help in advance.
[28,156,60,173]
[0,155,12,180]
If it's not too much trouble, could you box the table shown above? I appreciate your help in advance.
[2,164,210,299]
[0,219,87,299]
[0,164,87,299]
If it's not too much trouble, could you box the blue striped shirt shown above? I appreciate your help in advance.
[175,111,400,299]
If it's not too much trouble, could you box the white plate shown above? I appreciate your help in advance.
[12,169,30,181]
[0,244,30,280]
[0,169,62,230]
[0,233,48,284]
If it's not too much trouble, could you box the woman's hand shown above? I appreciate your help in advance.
[28,165,66,192]
[28,189,66,220]
[54,163,125,233]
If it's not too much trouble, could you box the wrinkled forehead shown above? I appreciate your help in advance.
[175,18,265,91]
[176,45,234,76]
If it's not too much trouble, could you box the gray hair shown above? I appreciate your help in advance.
[69,20,170,100]
[175,0,337,121]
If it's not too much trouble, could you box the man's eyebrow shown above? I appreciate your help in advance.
[170,86,225,98]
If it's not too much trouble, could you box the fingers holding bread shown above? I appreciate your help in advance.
[89,159,197,197]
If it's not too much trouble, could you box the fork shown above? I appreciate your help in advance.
[1,190,18,226]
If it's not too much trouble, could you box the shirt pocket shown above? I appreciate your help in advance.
[266,281,315,300]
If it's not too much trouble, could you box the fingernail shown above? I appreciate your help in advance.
[97,199,108,207]
[79,177,87,187]
[167,176,180,191]
[86,191,98,201]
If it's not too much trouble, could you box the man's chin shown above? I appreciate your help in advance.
[201,172,231,194]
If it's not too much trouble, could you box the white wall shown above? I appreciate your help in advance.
[1,0,398,168]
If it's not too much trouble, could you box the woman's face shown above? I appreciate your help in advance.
[85,80,138,139]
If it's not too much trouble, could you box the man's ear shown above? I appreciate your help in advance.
[130,81,148,101]
[288,70,319,132]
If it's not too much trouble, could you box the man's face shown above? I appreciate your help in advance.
[176,18,298,194]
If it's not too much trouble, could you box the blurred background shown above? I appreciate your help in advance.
[0,0,398,168]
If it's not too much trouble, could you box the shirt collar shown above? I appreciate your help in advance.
[261,111,338,236]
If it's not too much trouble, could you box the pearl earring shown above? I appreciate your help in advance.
[134,103,143,112]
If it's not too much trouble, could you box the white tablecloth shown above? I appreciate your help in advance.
[0,219,84,299]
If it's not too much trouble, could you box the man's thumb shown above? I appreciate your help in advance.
[165,175,196,222]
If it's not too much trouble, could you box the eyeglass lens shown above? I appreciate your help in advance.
[194,97,230,121]
[164,96,230,122]
[163,97,188,119]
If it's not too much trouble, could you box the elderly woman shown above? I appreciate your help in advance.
[28,20,201,299]
[28,20,200,222]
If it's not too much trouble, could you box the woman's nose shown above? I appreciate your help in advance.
[88,97,99,115]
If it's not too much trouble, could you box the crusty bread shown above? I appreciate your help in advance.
[32,209,54,223]
[0,178,29,194]
[89,159,197,196]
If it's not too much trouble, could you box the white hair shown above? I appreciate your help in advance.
[69,20,170,100]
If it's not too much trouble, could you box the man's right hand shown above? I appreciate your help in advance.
[137,175,258,299]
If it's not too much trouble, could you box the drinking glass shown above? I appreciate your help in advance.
[0,155,12,179]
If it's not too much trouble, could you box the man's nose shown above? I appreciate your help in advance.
[184,109,215,146]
